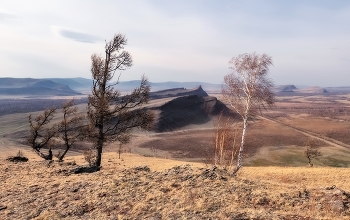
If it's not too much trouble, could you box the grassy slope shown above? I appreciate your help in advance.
[1,153,350,219]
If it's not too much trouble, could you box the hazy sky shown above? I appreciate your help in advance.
[0,0,349,86]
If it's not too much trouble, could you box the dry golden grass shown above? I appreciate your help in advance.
[68,153,206,171]
[1,153,350,219]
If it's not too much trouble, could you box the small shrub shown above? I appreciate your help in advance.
[304,138,322,167]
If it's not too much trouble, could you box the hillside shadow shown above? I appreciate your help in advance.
[154,95,235,132]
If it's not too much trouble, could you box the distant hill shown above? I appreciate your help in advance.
[0,78,222,93]
[38,78,223,93]
[0,78,39,88]
[150,82,221,93]
[0,78,81,96]
[296,86,328,94]
[275,85,330,94]
[4,77,350,96]
[325,86,350,93]
[150,86,208,99]
[275,85,297,92]
[48,77,92,90]
[113,81,222,93]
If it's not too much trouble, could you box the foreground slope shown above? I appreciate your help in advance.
[1,153,350,219]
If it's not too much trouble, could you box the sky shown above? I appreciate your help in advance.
[0,0,349,86]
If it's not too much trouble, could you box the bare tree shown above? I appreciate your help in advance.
[88,34,154,167]
[27,108,58,160]
[56,100,85,161]
[304,138,321,167]
[222,53,275,174]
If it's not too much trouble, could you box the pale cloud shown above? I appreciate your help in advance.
[0,0,350,86]
[51,26,102,43]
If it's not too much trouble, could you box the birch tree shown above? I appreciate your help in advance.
[222,53,275,174]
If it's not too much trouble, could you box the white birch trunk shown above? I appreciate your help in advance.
[233,117,247,175]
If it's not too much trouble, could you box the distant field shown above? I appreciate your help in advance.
[0,97,88,116]
[278,117,350,144]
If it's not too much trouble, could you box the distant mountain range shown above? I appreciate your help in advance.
[1,77,350,96]
[0,78,81,96]
[0,77,222,96]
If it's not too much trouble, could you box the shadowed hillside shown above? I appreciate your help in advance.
[153,95,234,132]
